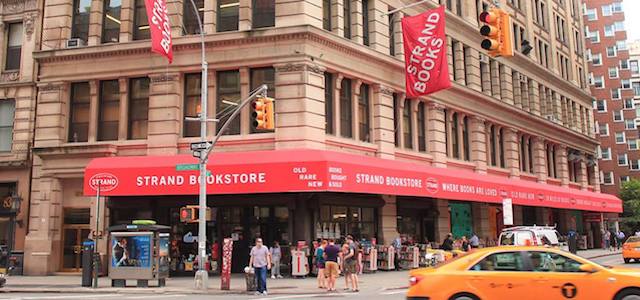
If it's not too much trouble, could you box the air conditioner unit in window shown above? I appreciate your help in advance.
[66,38,86,48]
[544,114,559,122]
[479,54,489,64]
[518,74,527,83]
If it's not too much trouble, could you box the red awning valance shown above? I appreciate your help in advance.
[83,149,622,213]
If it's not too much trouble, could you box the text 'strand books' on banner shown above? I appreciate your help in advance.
[402,6,451,98]
[144,0,173,63]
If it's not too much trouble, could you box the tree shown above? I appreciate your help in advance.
[619,179,640,233]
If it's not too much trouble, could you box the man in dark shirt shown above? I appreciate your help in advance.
[323,239,340,292]
[441,233,454,251]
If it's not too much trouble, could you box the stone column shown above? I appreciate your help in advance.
[351,0,363,44]
[427,101,447,168]
[410,100,419,151]
[369,0,389,54]
[42,0,73,50]
[239,67,250,135]
[34,83,67,147]
[592,162,601,192]
[470,116,487,174]
[379,195,398,245]
[465,47,481,92]
[392,11,404,59]
[334,74,343,137]
[207,69,217,136]
[504,128,520,178]
[331,0,345,37]
[88,80,99,142]
[24,175,62,275]
[490,60,501,100]
[512,71,522,109]
[453,41,465,85]
[275,0,322,28]
[120,0,134,42]
[552,92,562,122]
[88,0,104,46]
[203,0,216,33]
[168,0,184,37]
[352,79,362,141]
[533,137,547,183]
[499,65,514,105]
[147,73,181,156]
[372,85,395,159]
[396,93,406,148]
[239,0,252,30]
[529,80,541,116]
[579,156,589,190]
[435,199,450,243]
[274,63,327,149]
[447,36,454,82]
[118,78,128,140]
[556,145,569,186]
[535,207,551,226]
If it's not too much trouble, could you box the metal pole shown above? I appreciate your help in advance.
[93,184,100,289]
[189,0,210,290]
[382,0,431,16]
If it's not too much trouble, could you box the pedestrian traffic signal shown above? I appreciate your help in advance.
[180,205,213,223]
[252,97,275,130]
[479,8,513,57]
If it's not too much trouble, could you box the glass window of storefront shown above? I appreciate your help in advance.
[318,205,375,240]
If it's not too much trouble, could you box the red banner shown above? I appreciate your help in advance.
[83,149,623,213]
[145,0,173,63]
[402,6,451,97]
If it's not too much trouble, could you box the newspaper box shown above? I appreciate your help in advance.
[107,223,170,287]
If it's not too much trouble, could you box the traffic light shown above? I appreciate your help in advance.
[180,205,212,223]
[252,97,275,130]
[479,8,513,57]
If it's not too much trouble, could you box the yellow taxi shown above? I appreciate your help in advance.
[407,246,640,300]
[623,236,640,263]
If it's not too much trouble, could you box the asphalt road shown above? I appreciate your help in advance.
[0,254,635,300]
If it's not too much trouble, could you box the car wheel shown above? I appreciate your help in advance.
[624,258,631,263]
[615,288,640,300]
[450,293,480,300]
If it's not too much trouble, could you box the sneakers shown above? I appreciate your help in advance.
[262,291,268,295]
[277,275,283,279]
[271,275,276,279]
[254,291,262,295]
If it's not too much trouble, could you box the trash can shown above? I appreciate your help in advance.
[245,267,256,292]
[81,240,95,287]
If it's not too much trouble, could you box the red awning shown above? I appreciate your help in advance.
[84,149,622,213]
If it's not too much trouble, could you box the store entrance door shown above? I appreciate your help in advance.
[61,226,90,272]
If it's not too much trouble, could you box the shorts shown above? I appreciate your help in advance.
[325,261,339,277]
[343,259,356,275]
[317,261,325,269]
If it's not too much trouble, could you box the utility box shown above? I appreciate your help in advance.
[107,223,170,288]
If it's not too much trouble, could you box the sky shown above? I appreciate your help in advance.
[624,0,640,41]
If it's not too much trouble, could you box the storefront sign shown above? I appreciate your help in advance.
[502,198,513,226]
[84,149,622,213]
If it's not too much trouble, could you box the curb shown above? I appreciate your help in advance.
[0,287,328,296]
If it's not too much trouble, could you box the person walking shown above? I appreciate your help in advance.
[249,238,271,295]
[315,240,327,289]
[392,234,402,270]
[270,241,282,279]
[617,231,626,250]
[344,235,359,292]
[323,239,340,292]
[603,230,610,251]
[469,233,480,249]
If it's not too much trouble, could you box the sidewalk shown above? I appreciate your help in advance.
[0,271,410,295]
[577,248,622,259]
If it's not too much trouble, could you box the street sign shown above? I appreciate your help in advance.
[502,198,513,226]
[193,151,201,158]
[190,141,212,151]
[176,164,199,171]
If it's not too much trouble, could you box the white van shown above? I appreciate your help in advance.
[498,226,568,251]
